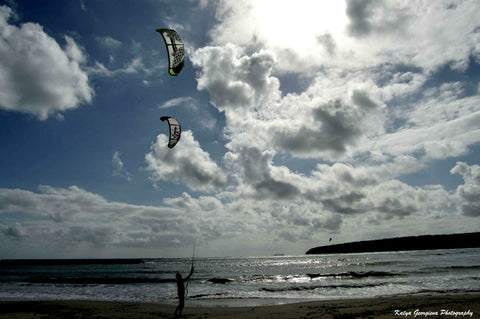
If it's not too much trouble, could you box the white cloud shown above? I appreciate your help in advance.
[192,43,390,160]
[0,160,469,256]
[79,0,87,12]
[158,96,196,109]
[145,131,228,192]
[191,0,480,166]
[112,151,132,181]
[0,5,93,120]
[88,57,147,77]
[112,151,124,172]
[206,0,480,74]
[189,6,476,243]
[0,185,123,222]
[0,185,208,248]
[374,109,480,161]
[96,35,122,49]
[186,1,480,242]
[451,162,480,217]
[192,45,280,111]
[208,1,348,73]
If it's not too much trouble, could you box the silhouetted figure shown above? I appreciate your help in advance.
[174,265,194,317]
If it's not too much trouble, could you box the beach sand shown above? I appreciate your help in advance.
[0,293,478,318]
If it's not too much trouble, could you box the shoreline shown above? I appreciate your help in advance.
[1,293,479,318]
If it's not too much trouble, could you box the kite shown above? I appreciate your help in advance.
[160,116,181,148]
[156,28,185,76]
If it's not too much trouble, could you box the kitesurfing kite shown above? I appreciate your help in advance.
[156,28,185,76]
[160,116,181,148]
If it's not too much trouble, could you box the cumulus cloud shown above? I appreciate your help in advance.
[0,5,93,119]
[451,162,480,217]
[191,45,280,110]
[225,147,300,199]
[273,95,383,157]
[192,44,386,160]
[207,0,480,73]
[184,1,480,248]
[193,0,480,164]
[346,0,410,38]
[145,131,228,192]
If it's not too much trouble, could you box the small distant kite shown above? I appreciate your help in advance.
[329,238,332,242]
[156,28,185,76]
[160,116,181,148]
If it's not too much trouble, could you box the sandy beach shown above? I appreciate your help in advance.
[0,293,478,319]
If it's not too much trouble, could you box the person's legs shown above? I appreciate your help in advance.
[174,300,184,317]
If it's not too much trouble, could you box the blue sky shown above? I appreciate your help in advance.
[0,0,479,258]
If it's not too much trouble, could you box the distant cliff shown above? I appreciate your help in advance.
[306,232,480,255]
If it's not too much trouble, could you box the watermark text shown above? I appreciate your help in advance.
[394,309,473,317]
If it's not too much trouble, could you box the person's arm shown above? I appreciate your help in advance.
[185,265,194,281]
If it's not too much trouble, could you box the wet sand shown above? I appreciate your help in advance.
[0,293,478,318]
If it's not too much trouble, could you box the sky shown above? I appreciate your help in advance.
[0,0,479,258]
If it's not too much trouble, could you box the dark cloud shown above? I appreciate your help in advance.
[274,99,367,155]
[255,177,300,200]
[119,232,197,249]
[231,147,300,199]
[313,100,363,145]
[68,225,115,245]
[2,222,27,238]
[346,0,410,38]
[316,214,342,231]
[460,204,480,217]
[316,33,336,56]
[352,90,379,110]
[376,198,417,217]
[322,192,367,215]
[346,0,375,37]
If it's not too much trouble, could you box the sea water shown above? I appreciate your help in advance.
[0,248,479,306]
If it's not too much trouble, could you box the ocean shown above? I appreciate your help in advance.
[1,248,479,307]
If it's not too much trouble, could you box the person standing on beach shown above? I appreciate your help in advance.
[174,265,194,317]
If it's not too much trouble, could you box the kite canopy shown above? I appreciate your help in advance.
[156,28,185,76]
[160,116,181,148]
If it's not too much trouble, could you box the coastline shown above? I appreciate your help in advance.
[0,293,479,318]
